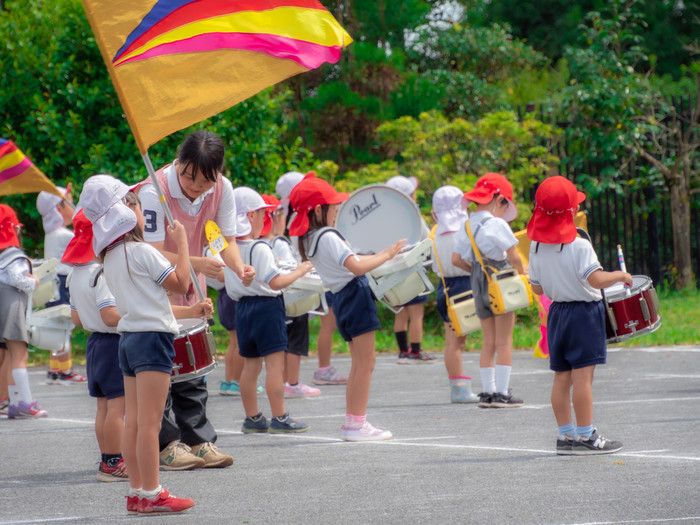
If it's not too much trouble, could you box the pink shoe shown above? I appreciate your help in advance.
[137,488,194,514]
[341,421,392,442]
[7,400,48,419]
[126,495,139,514]
[312,366,348,385]
[283,382,321,398]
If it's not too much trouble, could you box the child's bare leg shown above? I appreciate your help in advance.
[571,365,596,427]
[494,312,515,366]
[135,371,170,491]
[264,351,285,417]
[551,370,573,426]
[393,307,409,333]
[104,396,125,454]
[317,309,335,369]
[122,376,140,490]
[284,352,301,385]
[240,357,262,417]
[407,303,424,344]
[223,330,241,382]
[443,325,465,377]
[346,331,376,415]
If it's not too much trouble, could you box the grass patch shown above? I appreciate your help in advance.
[28,287,698,366]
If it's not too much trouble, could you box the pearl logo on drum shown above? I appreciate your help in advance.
[350,193,381,224]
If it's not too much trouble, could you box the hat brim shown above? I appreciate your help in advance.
[434,208,467,235]
[92,203,137,254]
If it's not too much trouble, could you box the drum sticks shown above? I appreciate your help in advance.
[617,244,631,293]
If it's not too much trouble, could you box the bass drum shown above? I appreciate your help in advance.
[335,184,424,254]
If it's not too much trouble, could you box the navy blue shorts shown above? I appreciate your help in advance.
[236,295,287,358]
[87,332,124,399]
[400,292,430,307]
[216,290,236,332]
[333,276,381,342]
[45,274,70,308]
[548,300,607,372]
[324,291,334,309]
[286,313,309,356]
[119,331,175,376]
[436,276,472,323]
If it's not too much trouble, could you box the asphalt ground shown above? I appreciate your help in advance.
[1,345,699,525]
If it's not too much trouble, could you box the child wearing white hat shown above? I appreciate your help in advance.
[430,186,479,403]
[36,186,86,384]
[78,174,195,515]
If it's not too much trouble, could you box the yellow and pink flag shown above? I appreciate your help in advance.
[0,138,62,197]
[82,0,353,153]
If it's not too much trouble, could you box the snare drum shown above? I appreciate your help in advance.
[171,318,217,382]
[603,275,661,343]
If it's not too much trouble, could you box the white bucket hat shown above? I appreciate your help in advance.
[77,174,136,254]
[276,171,305,199]
[386,175,418,196]
[234,186,276,236]
[432,185,467,235]
[36,186,69,233]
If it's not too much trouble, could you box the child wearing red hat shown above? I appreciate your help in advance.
[63,210,128,481]
[452,173,527,408]
[527,175,632,455]
[0,204,47,418]
[290,174,404,441]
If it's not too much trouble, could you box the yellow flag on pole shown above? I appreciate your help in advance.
[0,138,62,197]
[81,0,353,153]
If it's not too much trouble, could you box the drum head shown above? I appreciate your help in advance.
[177,318,206,336]
[335,185,422,254]
[604,275,650,300]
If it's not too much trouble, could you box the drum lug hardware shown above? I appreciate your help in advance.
[606,307,617,332]
[205,329,217,358]
[186,339,196,366]
[639,297,651,321]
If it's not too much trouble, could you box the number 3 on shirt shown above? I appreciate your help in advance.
[143,209,157,233]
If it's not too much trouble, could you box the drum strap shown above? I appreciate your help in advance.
[89,266,103,288]
[429,225,453,300]
[307,227,346,258]
[243,240,270,266]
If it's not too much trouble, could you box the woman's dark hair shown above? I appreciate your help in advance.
[177,131,224,183]
[297,204,331,261]
[490,193,508,207]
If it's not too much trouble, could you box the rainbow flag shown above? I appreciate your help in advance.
[0,138,62,197]
[82,0,352,153]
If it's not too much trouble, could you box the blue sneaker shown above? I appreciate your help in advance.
[268,413,309,434]
[241,413,269,434]
[222,380,263,396]
[219,381,233,396]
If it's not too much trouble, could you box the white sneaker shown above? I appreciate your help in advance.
[283,382,321,398]
[340,421,392,442]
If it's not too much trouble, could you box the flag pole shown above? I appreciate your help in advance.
[141,152,208,304]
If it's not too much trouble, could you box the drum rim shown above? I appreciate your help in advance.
[604,274,652,302]
[176,317,208,335]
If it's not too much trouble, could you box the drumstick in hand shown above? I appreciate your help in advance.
[617,244,631,294]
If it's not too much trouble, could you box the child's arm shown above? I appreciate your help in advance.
[587,269,633,290]
[268,261,313,290]
[71,309,83,328]
[99,306,121,328]
[172,298,214,319]
[161,220,191,295]
[530,283,544,296]
[451,253,472,273]
[506,244,527,275]
[344,239,406,276]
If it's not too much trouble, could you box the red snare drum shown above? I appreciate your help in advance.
[171,319,217,382]
[604,275,661,343]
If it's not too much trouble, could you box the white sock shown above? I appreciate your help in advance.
[480,367,496,393]
[495,365,512,394]
[129,488,141,498]
[11,368,32,403]
[141,486,162,500]
[8,387,20,405]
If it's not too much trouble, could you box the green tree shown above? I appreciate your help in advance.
[339,110,560,231]
[557,0,699,288]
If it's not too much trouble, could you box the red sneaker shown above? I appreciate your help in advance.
[137,488,194,514]
[125,495,139,514]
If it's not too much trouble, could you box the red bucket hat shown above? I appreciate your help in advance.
[260,194,280,237]
[61,210,95,265]
[527,176,586,244]
[288,173,349,236]
[463,172,518,222]
[0,204,22,250]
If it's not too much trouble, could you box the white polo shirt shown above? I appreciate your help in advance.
[224,240,281,300]
[302,229,358,294]
[453,211,517,263]
[103,241,178,335]
[432,231,469,278]
[528,237,603,302]
[68,262,118,334]
[139,163,237,242]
